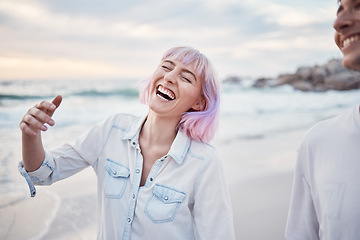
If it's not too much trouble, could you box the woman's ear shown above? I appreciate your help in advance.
[191,96,206,111]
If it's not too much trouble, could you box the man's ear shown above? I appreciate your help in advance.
[191,96,206,111]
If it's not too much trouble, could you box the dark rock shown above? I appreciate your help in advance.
[252,58,360,91]
[252,77,272,88]
[295,66,313,80]
[276,74,301,86]
[223,76,242,84]
[325,59,346,75]
[325,71,360,90]
[290,80,314,92]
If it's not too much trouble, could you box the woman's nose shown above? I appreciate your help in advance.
[164,71,176,84]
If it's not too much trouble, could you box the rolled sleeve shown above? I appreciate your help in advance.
[18,152,55,197]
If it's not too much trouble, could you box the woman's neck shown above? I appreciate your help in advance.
[140,111,180,148]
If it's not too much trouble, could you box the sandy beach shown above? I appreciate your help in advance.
[0,124,303,240]
[219,130,302,240]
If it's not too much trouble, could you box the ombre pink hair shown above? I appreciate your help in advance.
[138,46,220,143]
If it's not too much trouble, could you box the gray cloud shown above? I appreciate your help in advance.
[0,0,340,80]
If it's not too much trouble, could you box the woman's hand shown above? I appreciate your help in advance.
[20,95,62,136]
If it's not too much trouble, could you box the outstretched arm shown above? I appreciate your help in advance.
[20,95,62,172]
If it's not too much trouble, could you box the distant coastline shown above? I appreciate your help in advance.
[224,59,360,92]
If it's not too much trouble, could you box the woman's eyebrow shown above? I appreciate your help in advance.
[163,60,175,66]
[182,69,197,81]
[164,60,197,81]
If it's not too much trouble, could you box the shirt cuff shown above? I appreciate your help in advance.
[18,152,55,197]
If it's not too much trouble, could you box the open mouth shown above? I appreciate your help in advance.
[343,34,360,48]
[156,85,175,101]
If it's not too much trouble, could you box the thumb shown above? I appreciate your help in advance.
[52,95,62,108]
[48,95,62,117]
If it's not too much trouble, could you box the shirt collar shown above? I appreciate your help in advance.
[122,114,147,143]
[122,115,191,165]
[168,130,191,165]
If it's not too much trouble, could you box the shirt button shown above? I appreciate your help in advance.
[164,196,169,201]
[133,194,136,199]
[150,178,153,181]
[113,171,117,175]
[127,218,131,223]
[132,142,136,145]
[136,169,140,174]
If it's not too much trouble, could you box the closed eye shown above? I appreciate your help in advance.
[183,76,191,83]
[162,60,175,71]
[162,65,171,70]
[181,70,196,83]
[180,72,194,83]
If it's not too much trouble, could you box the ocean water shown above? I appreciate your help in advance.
[1,78,360,142]
[220,81,360,141]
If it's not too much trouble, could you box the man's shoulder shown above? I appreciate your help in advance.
[303,107,355,141]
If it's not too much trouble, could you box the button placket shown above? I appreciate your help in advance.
[145,157,168,186]
[124,143,143,237]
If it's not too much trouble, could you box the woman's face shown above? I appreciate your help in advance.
[334,0,360,70]
[147,58,204,120]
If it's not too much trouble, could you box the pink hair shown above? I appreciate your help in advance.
[138,46,220,142]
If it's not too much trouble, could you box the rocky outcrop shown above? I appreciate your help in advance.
[252,59,360,91]
[223,76,242,84]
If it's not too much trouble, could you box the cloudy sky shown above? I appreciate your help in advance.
[0,0,341,81]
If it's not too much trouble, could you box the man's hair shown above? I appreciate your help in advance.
[138,46,220,142]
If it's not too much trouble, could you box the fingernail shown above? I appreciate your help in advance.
[50,104,56,110]
[49,119,55,125]
[41,125,47,131]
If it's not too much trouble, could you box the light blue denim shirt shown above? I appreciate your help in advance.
[19,113,235,240]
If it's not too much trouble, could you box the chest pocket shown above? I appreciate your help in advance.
[104,159,130,198]
[145,184,186,223]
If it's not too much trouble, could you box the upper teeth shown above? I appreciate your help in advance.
[343,35,359,48]
[157,86,175,100]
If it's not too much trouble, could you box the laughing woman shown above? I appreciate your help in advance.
[19,46,236,240]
